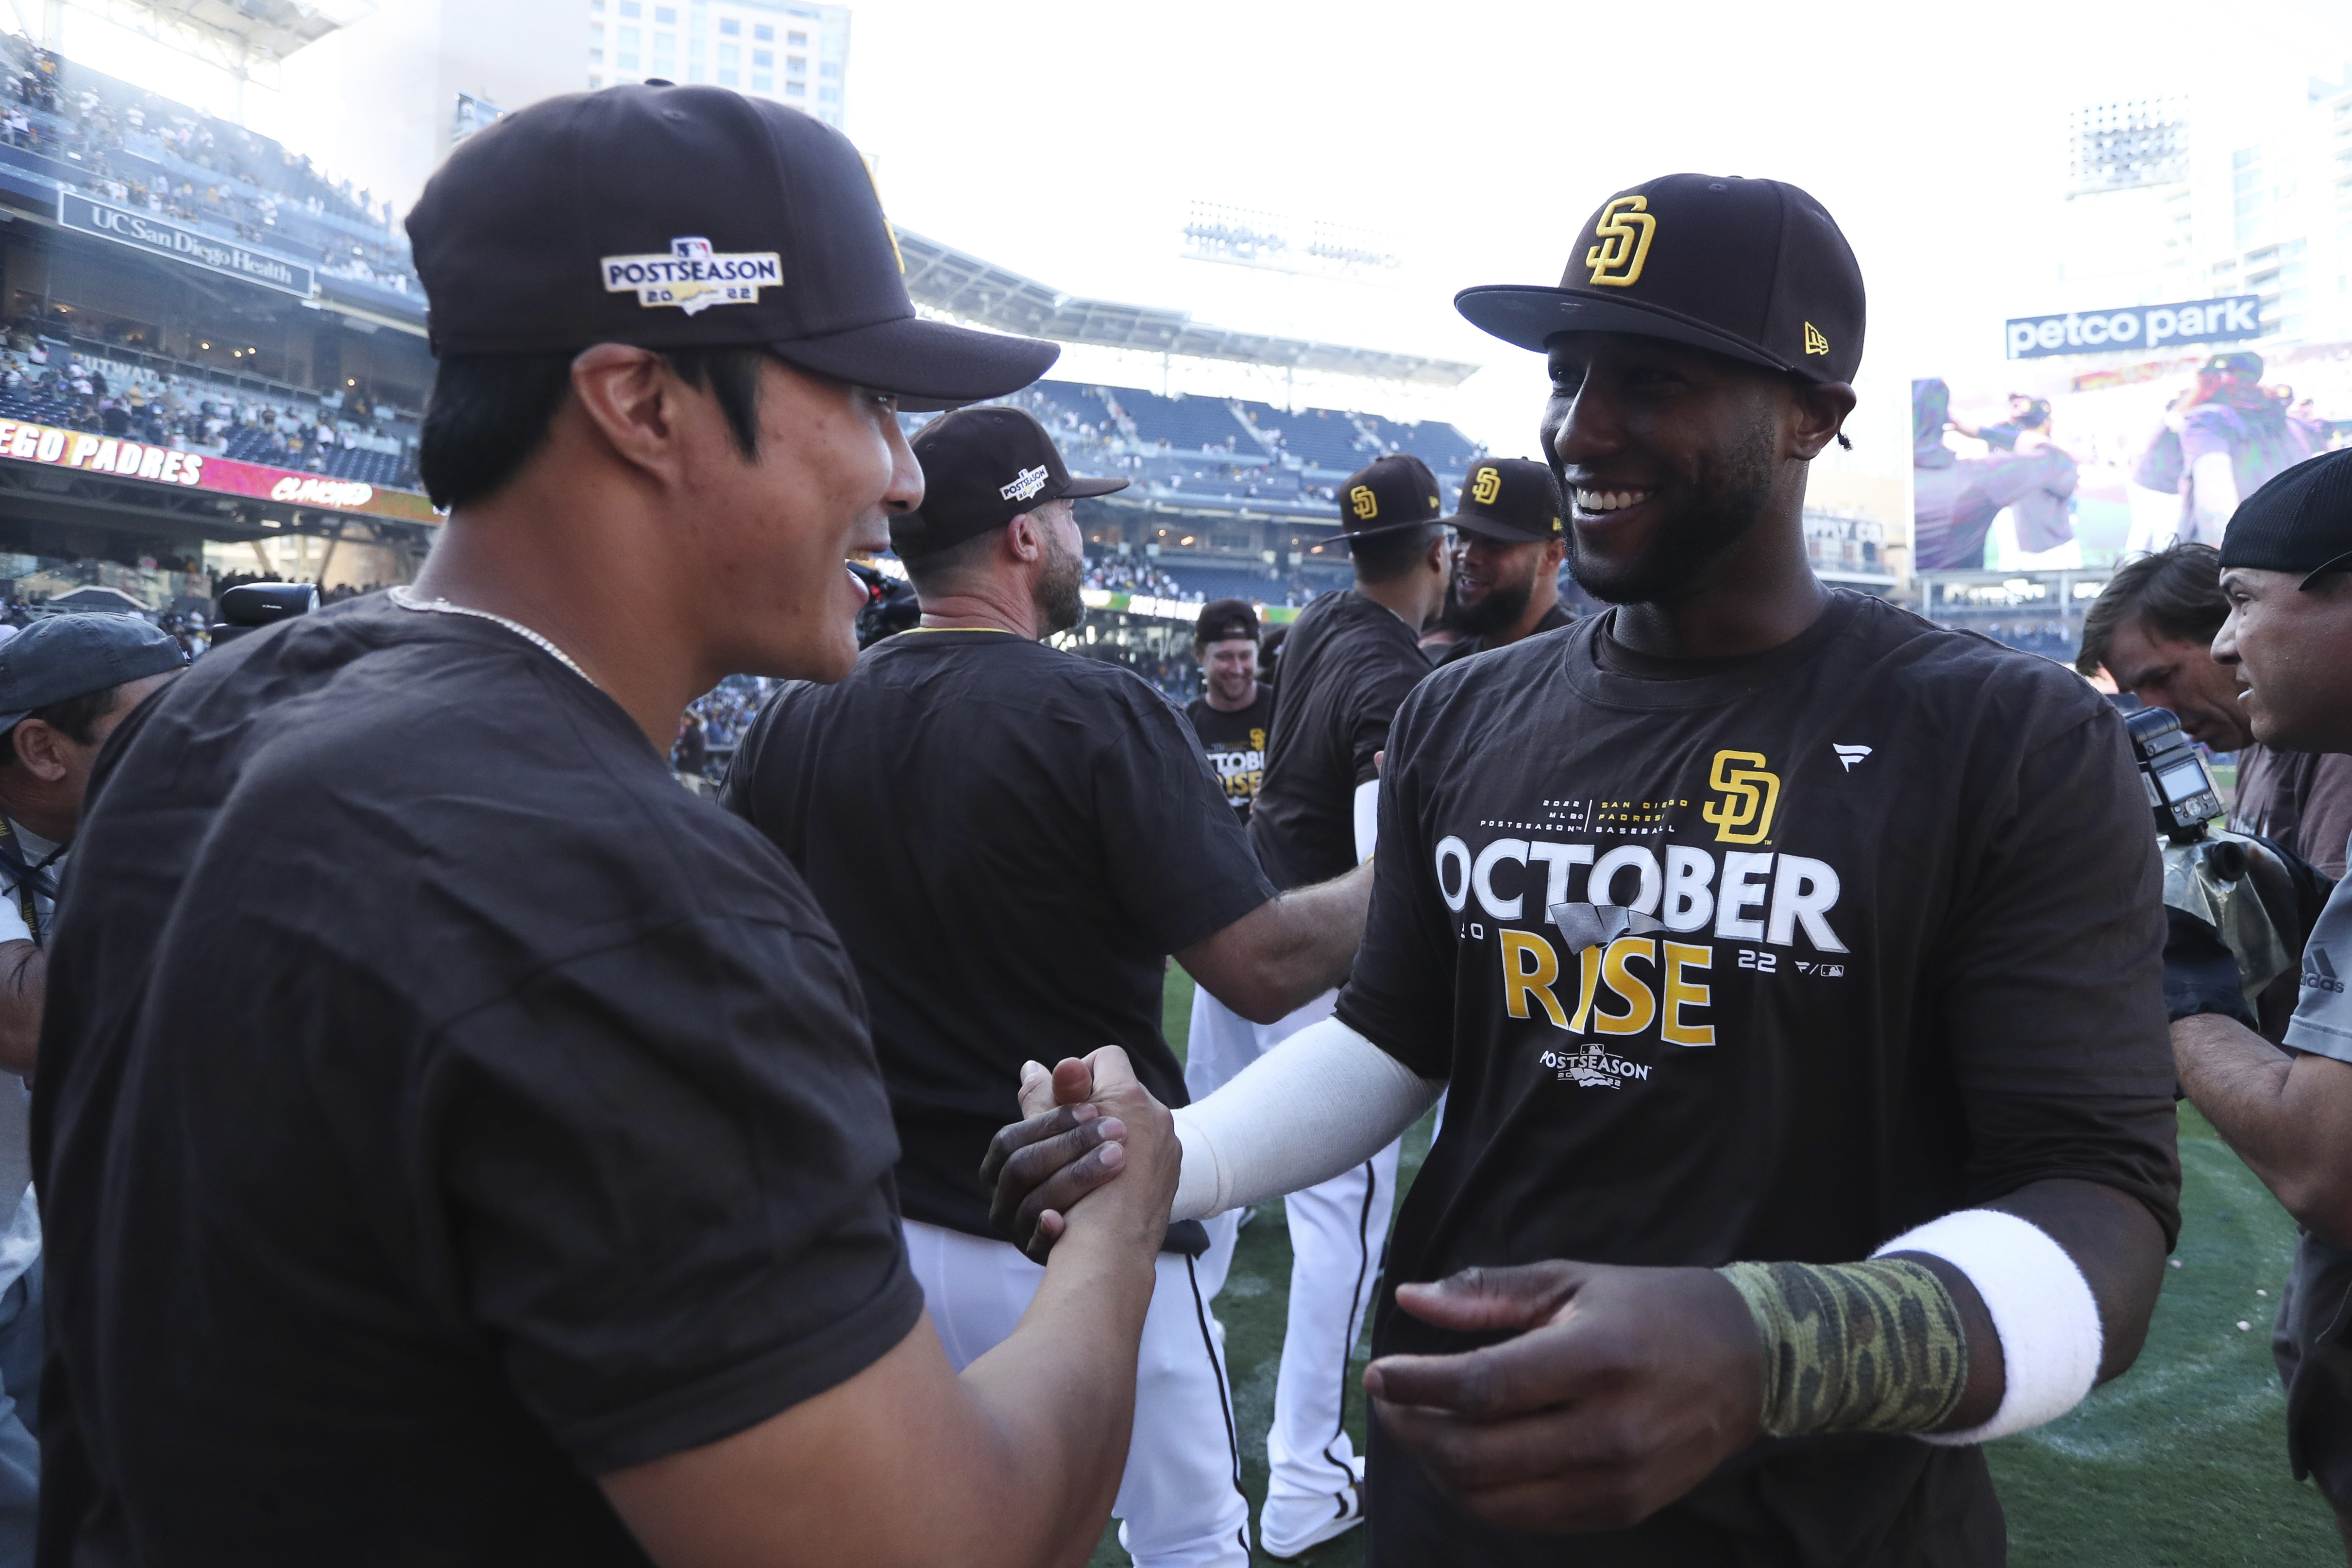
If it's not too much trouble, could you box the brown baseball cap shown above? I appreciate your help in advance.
[1337,454,1443,542]
[406,84,1059,412]
[1445,458,1562,544]
[891,406,1127,559]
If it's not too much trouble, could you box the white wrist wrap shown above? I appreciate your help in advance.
[1352,779,1380,863]
[1169,1015,1440,1222]
[1874,1209,2102,1445]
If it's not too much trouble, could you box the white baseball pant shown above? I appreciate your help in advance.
[901,1218,1251,1568]
[1186,986,1401,1534]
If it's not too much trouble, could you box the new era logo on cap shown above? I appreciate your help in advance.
[601,236,782,316]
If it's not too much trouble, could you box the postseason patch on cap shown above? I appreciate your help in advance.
[1000,465,1050,502]
[601,236,782,316]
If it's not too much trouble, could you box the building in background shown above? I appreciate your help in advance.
[2057,70,2352,350]
[585,0,847,128]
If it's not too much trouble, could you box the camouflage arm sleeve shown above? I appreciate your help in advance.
[1718,1259,1970,1436]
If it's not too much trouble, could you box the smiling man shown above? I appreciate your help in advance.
[1432,456,1571,666]
[32,86,1184,1568]
[987,174,2181,1567]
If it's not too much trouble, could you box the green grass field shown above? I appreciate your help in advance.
[1088,967,2345,1566]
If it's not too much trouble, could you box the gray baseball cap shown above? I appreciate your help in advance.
[0,614,186,731]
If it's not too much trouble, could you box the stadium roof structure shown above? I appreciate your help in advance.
[895,228,1480,389]
[96,0,369,73]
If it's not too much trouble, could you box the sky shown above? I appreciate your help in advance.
[29,0,2352,474]
[833,0,2352,470]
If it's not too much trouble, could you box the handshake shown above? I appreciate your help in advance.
[978,1050,1773,1535]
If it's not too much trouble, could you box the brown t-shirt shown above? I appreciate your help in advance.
[1340,590,2179,1567]
[2232,744,2352,880]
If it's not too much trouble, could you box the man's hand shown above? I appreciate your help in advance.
[980,1049,1175,1263]
[1364,1261,1763,1535]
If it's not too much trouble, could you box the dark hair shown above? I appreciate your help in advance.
[898,525,1001,600]
[2076,542,2229,677]
[1349,523,1445,585]
[0,682,123,766]
[417,346,771,509]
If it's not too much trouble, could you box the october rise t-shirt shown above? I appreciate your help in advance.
[1340,590,2180,1567]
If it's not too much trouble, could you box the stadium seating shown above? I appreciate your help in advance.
[1242,404,1377,473]
[1357,412,1482,473]
[1,36,419,298]
[1103,387,1252,453]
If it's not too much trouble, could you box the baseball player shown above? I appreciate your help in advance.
[1432,456,1572,666]
[1187,453,1451,1557]
[34,83,1186,1568]
[1186,599,1275,823]
[1000,173,2179,1566]
[722,405,1373,1568]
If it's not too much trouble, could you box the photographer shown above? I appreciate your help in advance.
[2079,542,2352,885]
[2170,449,2352,1556]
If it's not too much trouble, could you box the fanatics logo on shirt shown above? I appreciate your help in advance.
[601,236,783,315]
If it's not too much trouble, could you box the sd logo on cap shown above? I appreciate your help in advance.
[1454,172,1864,387]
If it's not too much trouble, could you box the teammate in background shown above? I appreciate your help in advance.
[1000,174,2178,1565]
[34,86,1184,1568]
[2166,451,2352,1556]
[1432,456,1571,666]
[721,405,1374,1568]
[1187,598,1275,823]
[1185,452,1449,1559]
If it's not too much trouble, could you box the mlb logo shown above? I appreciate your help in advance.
[672,237,714,263]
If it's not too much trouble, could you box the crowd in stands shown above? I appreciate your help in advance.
[1083,555,1188,599]
[0,320,421,489]
[0,35,418,295]
[1940,617,2079,658]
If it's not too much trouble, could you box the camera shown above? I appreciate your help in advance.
[2126,704,2297,1001]
[2125,706,2224,844]
[847,561,920,649]
[208,583,318,648]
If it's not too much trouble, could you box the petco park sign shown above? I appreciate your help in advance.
[0,418,437,523]
[2005,296,2260,359]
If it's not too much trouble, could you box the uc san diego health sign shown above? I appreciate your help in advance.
[56,192,315,300]
[2006,296,2260,360]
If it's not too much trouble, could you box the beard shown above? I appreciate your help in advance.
[1033,525,1086,636]
[1557,418,1777,606]
[1446,564,1536,637]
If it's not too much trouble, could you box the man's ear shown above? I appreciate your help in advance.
[1787,381,1858,462]
[11,720,70,785]
[569,344,692,485]
[1005,512,1045,565]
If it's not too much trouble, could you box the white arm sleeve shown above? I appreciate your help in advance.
[1170,1016,1442,1221]
[1874,1209,2104,1445]
[1353,778,1380,863]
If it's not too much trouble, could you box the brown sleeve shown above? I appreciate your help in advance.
[2301,754,2352,881]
